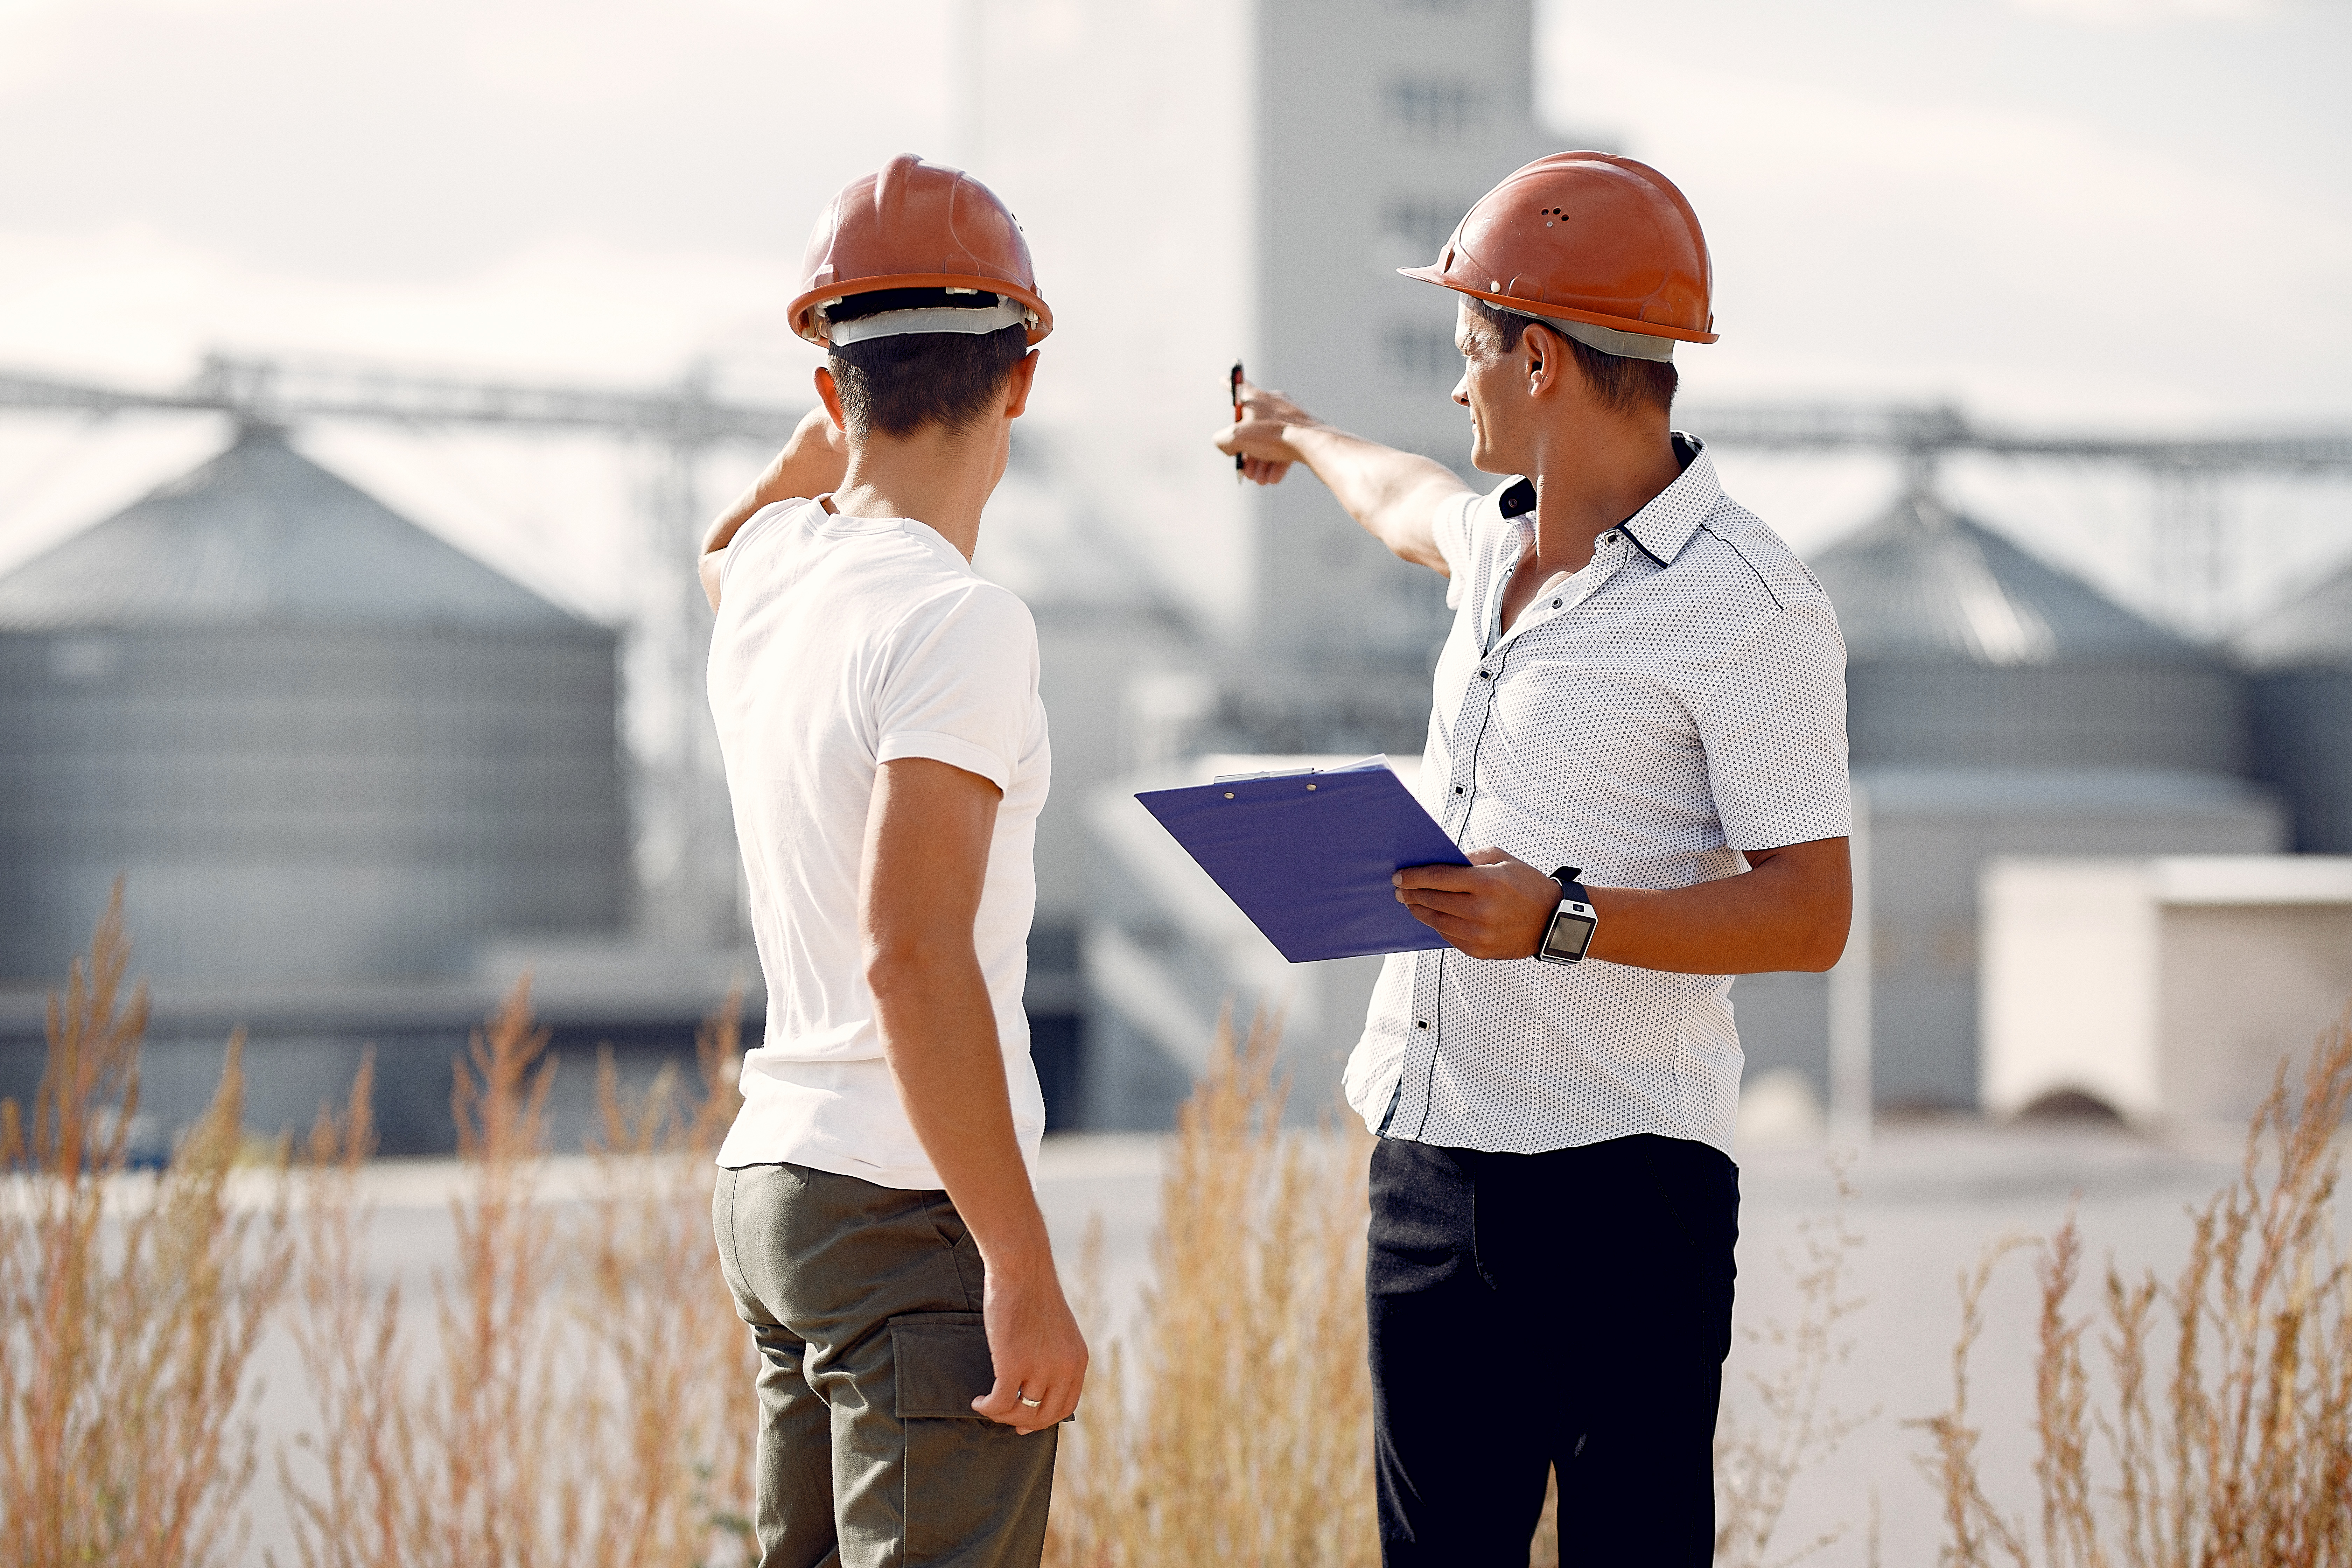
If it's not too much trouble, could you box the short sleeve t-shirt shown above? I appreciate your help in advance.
[706,498,1050,1188]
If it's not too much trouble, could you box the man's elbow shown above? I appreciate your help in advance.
[1790,903,1853,973]
[863,938,930,998]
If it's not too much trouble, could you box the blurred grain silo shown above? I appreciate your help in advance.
[0,422,625,988]
[1827,491,2248,772]
[1734,488,2283,1116]
[2237,558,2352,854]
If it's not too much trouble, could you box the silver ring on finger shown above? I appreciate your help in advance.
[1018,1392,1043,1409]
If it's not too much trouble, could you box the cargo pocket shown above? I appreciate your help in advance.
[890,1312,1058,1563]
[891,1312,995,1419]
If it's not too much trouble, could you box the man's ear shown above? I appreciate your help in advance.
[814,363,850,433]
[1524,322,1566,400]
[1001,348,1041,420]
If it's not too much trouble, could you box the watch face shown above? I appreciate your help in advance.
[1543,905,1597,962]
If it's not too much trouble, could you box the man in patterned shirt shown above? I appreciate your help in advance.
[1215,153,1853,1565]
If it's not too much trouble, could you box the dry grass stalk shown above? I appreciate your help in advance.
[0,884,292,1568]
[274,1051,414,1568]
[1044,1011,1377,1568]
[1713,1159,1877,1568]
[277,981,757,1568]
[276,977,562,1568]
[1923,1001,2352,1567]
[427,976,567,1565]
[562,991,758,1568]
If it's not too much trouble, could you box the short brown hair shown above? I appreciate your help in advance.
[1467,297,1677,419]
[825,288,1030,439]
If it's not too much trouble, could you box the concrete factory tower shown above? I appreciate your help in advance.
[968,0,1553,752]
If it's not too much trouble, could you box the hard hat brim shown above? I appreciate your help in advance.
[1398,265,1720,345]
[789,272,1054,348]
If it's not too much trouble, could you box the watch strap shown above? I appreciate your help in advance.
[1550,866,1590,905]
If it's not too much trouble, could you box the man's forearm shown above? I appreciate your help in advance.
[1396,838,1850,973]
[872,954,1052,1271]
[1285,425,1466,573]
[1219,383,1468,573]
[703,406,850,556]
[1585,854,1849,974]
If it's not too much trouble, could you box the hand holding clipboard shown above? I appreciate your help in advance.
[1136,758,1469,963]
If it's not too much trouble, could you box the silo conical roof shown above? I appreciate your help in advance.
[2233,556,2352,670]
[1816,487,2245,774]
[1815,490,2206,667]
[0,424,586,632]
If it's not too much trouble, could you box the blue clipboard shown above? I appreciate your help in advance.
[1134,757,1471,964]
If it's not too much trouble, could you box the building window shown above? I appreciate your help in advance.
[1383,323,1461,392]
[1382,77,1489,145]
[1381,197,1471,262]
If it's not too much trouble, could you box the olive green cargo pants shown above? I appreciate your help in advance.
[713,1161,1059,1568]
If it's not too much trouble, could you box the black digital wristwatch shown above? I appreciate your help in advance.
[1536,866,1599,966]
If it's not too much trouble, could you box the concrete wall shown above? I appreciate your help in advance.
[1982,856,2352,1132]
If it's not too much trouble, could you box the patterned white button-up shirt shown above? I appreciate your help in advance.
[1342,438,1852,1157]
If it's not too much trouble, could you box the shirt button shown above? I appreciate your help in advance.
[1604,531,1618,542]
[1551,598,1562,609]
[1453,785,1464,795]
[1416,1020,1429,1030]
[1478,670,1491,679]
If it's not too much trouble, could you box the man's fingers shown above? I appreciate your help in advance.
[972,1371,1078,1435]
[972,1376,1045,1433]
[971,1374,1020,1423]
[1395,862,1479,892]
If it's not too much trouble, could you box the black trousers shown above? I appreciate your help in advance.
[1366,1133,1739,1567]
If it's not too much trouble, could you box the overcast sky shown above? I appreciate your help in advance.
[1,0,2346,623]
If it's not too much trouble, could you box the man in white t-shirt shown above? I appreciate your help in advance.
[698,155,1084,1568]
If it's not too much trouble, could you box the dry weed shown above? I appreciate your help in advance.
[1921,1000,2352,1566]
[0,883,293,1568]
[1713,1158,1877,1568]
[1044,1011,1378,1568]
[275,977,564,1568]
[275,981,757,1568]
[274,1051,412,1568]
[563,992,758,1568]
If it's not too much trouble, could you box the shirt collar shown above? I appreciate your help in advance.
[1496,435,1723,571]
[1618,434,1720,568]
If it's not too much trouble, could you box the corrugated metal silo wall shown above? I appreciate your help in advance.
[0,623,624,987]
[2251,668,2352,853]
[1847,662,2247,772]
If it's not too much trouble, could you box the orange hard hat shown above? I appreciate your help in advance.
[1399,152,1716,361]
[788,154,1053,348]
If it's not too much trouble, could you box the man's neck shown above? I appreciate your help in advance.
[1524,417,1684,579]
[830,427,1005,561]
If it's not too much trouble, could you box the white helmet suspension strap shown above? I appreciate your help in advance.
[821,292,1032,347]
[1503,307,1676,363]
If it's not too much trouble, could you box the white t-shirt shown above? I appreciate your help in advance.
[706,497,1050,1188]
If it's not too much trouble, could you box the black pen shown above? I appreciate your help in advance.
[1230,360,1245,481]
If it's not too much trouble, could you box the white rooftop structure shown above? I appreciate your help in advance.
[1981,855,2352,1134]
